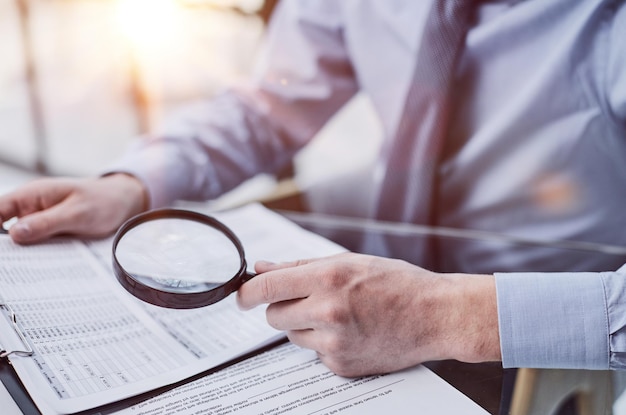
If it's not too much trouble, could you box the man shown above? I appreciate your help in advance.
[1,0,625,377]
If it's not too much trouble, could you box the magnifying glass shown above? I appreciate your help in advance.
[112,208,255,309]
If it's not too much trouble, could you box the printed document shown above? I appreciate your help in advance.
[0,204,344,414]
[114,342,488,415]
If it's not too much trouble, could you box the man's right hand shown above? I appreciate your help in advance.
[0,173,148,244]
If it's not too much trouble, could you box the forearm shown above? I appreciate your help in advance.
[106,91,294,208]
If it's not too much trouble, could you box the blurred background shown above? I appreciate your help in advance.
[0,0,383,208]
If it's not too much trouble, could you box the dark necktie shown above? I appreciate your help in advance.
[371,0,477,265]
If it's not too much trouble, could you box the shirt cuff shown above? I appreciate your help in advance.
[495,272,609,369]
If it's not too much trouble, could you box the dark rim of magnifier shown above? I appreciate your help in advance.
[112,208,249,309]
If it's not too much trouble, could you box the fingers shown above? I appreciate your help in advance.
[8,201,77,243]
[286,329,363,378]
[0,180,71,243]
[265,299,313,330]
[237,257,323,310]
[0,178,72,219]
[1,174,147,243]
[2,179,86,243]
[253,258,315,273]
[0,184,43,223]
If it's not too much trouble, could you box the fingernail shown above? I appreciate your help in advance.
[12,222,31,238]
[256,260,275,266]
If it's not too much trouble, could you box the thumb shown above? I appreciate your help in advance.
[9,204,75,244]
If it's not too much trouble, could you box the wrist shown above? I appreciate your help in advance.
[103,173,149,215]
[440,273,501,363]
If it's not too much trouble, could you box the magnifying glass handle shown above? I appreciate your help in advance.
[242,271,256,284]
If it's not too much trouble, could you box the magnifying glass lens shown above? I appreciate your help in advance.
[113,209,252,308]
[115,218,241,293]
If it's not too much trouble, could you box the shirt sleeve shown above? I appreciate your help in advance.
[107,0,358,208]
[495,265,626,369]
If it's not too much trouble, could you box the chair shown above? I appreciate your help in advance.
[510,368,614,415]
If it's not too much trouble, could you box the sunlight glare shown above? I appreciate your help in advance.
[115,0,179,50]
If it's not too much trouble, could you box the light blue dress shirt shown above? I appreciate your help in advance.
[110,0,626,369]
